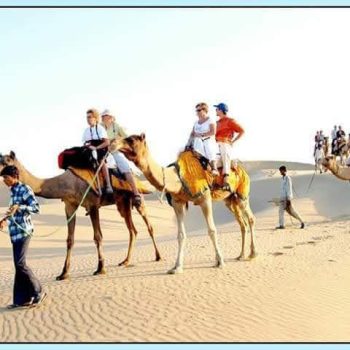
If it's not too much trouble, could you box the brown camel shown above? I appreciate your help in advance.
[322,155,350,181]
[115,134,257,274]
[0,151,161,280]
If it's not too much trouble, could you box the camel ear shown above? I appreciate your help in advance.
[9,151,16,160]
[140,133,146,141]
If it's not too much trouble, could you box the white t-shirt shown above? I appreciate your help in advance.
[82,125,108,143]
[193,117,215,135]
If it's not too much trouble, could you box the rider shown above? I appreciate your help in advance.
[215,102,245,189]
[82,108,113,194]
[100,109,142,207]
[186,102,219,176]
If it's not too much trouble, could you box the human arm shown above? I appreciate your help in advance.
[193,122,216,138]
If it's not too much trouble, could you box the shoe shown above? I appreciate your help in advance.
[105,187,114,195]
[132,194,142,208]
[275,226,285,230]
[211,169,219,177]
[300,222,305,229]
[7,299,33,309]
[32,292,47,306]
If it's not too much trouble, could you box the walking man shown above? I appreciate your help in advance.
[276,165,305,230]
[0,165,47,308]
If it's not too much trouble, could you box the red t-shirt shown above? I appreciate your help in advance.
[216,117,244,143]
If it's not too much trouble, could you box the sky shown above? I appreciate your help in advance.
[1,6,350,177]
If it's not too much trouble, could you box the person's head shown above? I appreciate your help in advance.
[334,125,337,129]
[316,131,320,134]
[0,165,19,187]
[339,125,342,130]
[320,130,323,134]
[86,108,100,126]
[279,165,287,176]
[195,102,208,119]
[214,102,229,117]
[101,109,115,126]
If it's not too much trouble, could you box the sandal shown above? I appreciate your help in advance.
[132,194,142,208]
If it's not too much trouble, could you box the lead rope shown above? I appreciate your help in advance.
[0,153,108,238]
[158,167,167,204]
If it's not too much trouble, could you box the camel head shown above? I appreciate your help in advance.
[322,155,337,171]
[114,133,148,167]
[0,151,17,172]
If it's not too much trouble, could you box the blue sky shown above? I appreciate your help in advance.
[1,6,350,176]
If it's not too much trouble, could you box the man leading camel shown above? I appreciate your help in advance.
[215,102,245,190]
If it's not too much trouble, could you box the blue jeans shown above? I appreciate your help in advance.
[12,236,42,305]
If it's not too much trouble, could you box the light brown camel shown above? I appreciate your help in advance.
[322,155,350,181]
[115,134,257,274]
[0,151,161,280]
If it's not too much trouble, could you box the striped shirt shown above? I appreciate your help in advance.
[7,182,40,242]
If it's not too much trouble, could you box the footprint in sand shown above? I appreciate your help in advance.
[283,246,294,249]
[296,242,307,246]
[307,241,318,245]
[270,252,284,256]
[328,259,337,263]
[312,236,323,241]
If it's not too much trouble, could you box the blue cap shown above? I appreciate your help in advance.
[214,102,229,113]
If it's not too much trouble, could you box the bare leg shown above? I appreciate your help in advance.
[102,163,113,191]
[200,197,225,268]
[136,201,161,262]
[168,200,187,274]
[56,202,77,280]
[89,207,106,275]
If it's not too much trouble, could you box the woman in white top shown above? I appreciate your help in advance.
[82,108,113,194]
[101,109,142,207]
[186,102,219,176]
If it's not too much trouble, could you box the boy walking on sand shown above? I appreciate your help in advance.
[0,165,47,309]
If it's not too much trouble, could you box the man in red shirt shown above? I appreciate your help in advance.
[214,103,245,189]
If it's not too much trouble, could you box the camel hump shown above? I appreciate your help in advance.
[175,151,250,199]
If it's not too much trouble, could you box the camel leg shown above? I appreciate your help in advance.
[240,198,257,260]
[136,201,161,262]
[199,197,225,268]
[115,196,137,267]
[225,197,247,261]
[56,202,77,280]
[168,200,187,274]
[89,207,106,275]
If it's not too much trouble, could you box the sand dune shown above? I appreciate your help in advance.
[0,161,349,342]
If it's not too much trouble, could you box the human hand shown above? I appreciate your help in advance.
[6,204,19,217]
[0,219,6,230]
[88,145,96,150]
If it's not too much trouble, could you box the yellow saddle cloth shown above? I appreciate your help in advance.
[175,151,250,200]
[68,167,152,196]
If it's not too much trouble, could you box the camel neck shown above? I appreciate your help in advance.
[14,160,64,198]
[136,151,182,194]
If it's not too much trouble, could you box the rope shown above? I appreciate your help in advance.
[0,153,108,239]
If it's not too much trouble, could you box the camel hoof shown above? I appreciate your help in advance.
[93,268,106,275]
[235,255,246,261]
[118,260,130,267]
[56,274,69,281]
[215,260,225,269]
[167,267,183,274]
[248,252,258,260]
[155,255,162,262]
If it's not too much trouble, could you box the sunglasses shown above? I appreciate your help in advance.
[196,109,203,112]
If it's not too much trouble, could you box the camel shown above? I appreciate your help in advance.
[332,137,350,165]
[0,151,161,280]
[322,155,350,181]
[115,134,257,274]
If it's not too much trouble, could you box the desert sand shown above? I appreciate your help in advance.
[0,161,349,342]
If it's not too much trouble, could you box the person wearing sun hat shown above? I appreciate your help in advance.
[100,108,142,207]
[214,102,245,190]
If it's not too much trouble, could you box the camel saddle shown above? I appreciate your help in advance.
[174,151,250,200]
[68,167,152,196]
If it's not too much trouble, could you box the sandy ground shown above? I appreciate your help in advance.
[0,163,349,342]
